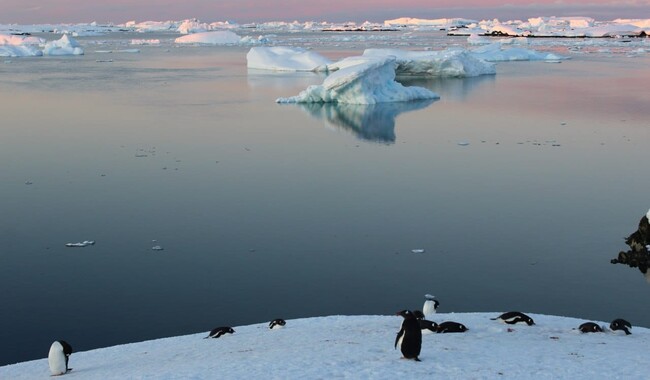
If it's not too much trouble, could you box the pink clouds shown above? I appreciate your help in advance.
[0,0,648,24]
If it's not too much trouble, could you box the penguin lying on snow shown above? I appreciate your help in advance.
[205,326,235,339]
[395,310,422,361]
[413,310,438,334]
[48,340,73,376]
[610,318,632,335]
[578,322,603,333]
[269,318,286,329]
[436,321,468,333]
[491,311,535,326]
[422,294,439,318]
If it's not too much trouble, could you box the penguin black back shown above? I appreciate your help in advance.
[395,310,422,361]
[610,318,632,335]
[436,321,468,333]
[491,311,535,325]
[578,322,603,333]
[269,318,286,329]
[205,326,235,339]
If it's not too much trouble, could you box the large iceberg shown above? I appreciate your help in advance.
[0,33,43,57]
[247,46,332,72]
[276,56,439,104]
[42,34,84,55]
[361,48,496,77]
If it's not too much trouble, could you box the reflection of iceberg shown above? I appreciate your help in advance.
[611,209,650,281]
[397,75,495,101]
[295,99,436,143]
[277,56,439,105]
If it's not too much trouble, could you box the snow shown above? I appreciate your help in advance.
[2,313,648,379]
[276,56,439,104]
[246,46,332,72]
[174,30,242,45]
[42,34,84,56]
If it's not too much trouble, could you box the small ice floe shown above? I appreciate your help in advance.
[411,248,425,254]
[151,246,164,251]
[457,141,470,146]
[24,181,33,185]
[66,240,95,247]
[96,59,113,63]
[114,49,140,53]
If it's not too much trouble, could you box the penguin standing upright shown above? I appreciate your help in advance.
[48,340,73,376]
[422,294,439,319]
[395,310,422,361]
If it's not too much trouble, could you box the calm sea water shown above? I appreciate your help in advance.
[1,31,649,366]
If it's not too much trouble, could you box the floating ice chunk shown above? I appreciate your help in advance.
[0,45,42,57]
[174,31,241,45]
[362,48,496,77]
[43,35,84,56]
[277,56,439,105]
[247,46,332,72]
[471,43,568,62]
[130,39,160,45]
[66,240,95,247]
[411,249,425,253]
[457,141,470,146]
[152,246,164,251]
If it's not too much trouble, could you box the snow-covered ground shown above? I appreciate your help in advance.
[1,313,646,379]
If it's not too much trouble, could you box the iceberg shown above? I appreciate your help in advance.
[276,56,439,105]
[0,33,44,57]
[471,43,569,62]
[42,34,84,55]
[174,31,241,45]
[247,46,331,72]
[361,48,496,77]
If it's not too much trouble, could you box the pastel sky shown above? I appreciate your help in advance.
[1,0,648,24]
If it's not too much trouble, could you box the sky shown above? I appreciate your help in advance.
[0,0,648,24]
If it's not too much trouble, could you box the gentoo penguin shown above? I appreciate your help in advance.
[269,318,286,329]
[205,326,235,339]
[610,319,632,335]
[491,311,535,325]
[422,294,439,319]
[395,310,422,361]
[578,322,603,333]
[413,310,439,334]
[436,321,468,333]
[48,340,73,376]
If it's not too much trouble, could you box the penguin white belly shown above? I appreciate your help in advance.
[48,341,67,376]
[423,300,436,318]
[396,334,404,349]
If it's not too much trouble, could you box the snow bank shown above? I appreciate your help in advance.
[174,30,241,45]
[362,48,496,77]
[277,56,439,104]
[42,34,83,55]
[1,313,647,379]
[247,46,332,72]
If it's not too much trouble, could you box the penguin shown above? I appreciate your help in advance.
[422,294,439,318]
[436,321,468,333]
[205,326,235,339]
[491,311,535,325]
[578,322,603,333]
[413,310,438,334]
[395,310,422,361]
[269,318,286,329]
[610,318,632,335]
[48,340,73,376]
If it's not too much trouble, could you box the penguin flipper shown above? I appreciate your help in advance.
[394,330,404,349]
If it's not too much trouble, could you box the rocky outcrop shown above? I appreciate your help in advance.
[611,213,650,273]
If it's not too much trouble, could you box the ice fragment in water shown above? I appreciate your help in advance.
[411,249,425,253]
[66,240,95,247]
[152,246,164,251]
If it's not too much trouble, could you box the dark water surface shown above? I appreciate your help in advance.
[1,34,649,366]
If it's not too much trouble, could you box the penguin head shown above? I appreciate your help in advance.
[396,310,414,319]
[227,327,235,334]
[434,300,440,310]
[524,317,535,326]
